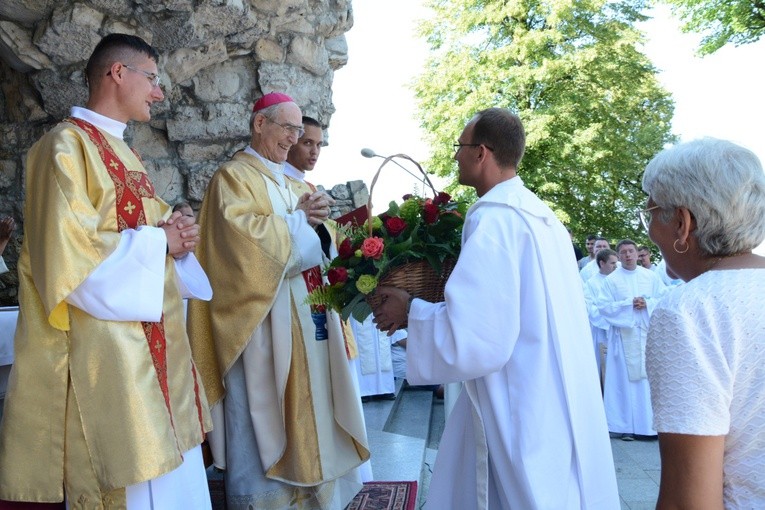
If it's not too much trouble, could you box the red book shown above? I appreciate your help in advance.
[334,205,369,227]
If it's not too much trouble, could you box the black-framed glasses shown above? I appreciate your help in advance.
[121,64,161,87]
[453,142,495,153]
[638,205,660,230]
[264,117,305,138]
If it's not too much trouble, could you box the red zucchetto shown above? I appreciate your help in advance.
[252,92,294,112]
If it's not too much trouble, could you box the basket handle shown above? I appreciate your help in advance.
[366,154,438,236]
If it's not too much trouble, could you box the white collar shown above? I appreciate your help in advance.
[70,106,127,140]
[244,146,286,187]
[283,161,306,182]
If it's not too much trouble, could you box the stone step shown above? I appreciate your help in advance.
[362,382,434,483]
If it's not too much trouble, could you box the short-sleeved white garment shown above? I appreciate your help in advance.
[647,269,765,508]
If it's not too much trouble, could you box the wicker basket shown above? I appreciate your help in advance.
[363,154,456,315]
[366,258,456,311]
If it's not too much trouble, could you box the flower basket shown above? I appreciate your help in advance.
[306,153,465,323]
[365,258,456,311]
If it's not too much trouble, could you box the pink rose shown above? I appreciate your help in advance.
[360,237,385,260]
[338,238,354,259]
[433,191,452,206]
[327,267,348,285]
[423,203,439,224]
[385,216,407,237]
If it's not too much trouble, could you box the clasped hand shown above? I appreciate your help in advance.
[158,210,199,259]
[297,191,335,227]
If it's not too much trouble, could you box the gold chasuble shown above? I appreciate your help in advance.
[188,152,369,508]
[0,120,212,508]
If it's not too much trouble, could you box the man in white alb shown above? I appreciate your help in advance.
[371,108,619,509]
[596,238,666,440]
[583,248,618,383]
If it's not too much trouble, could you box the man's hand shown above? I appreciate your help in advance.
[0,217,15,254]
[371,286,411,335]
[633,296,647,310]
[296,191,335,227]
[158,211,200,258]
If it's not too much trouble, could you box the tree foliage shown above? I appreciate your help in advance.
[413,0,676,246]
[665,0,765,54]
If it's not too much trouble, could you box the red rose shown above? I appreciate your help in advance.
[402,193,414,201]
[338,238,354,259]
[385,216,407,237]
[360,237,385,259]
[327,267,348,285]
[433,191,452,206]
[423,203,440,224]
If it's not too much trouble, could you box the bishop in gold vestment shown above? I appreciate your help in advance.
[188,94,369,510]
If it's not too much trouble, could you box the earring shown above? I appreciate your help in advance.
[673,239,689,254]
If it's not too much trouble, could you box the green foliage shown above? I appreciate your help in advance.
[664,0,765,54]
[414,0,676,247]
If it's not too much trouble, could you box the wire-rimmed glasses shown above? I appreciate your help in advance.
[453,142,495,153]
[265,117,305,138]
[122,64,161,87]
[638,205,660,230]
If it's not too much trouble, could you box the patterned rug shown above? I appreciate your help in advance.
[208,480,418,510]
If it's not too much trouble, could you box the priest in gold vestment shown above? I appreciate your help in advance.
[0,34,213,509]
[188,93,369,510]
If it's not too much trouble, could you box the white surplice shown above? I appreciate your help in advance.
[406,177,618,510]
[352,316,407,397]
[596,266,665,435]
[583,272,611,379]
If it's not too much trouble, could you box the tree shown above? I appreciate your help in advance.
[665,0,765,54]
[413,0,676,245]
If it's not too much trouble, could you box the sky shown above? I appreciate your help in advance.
[310,1,765,248]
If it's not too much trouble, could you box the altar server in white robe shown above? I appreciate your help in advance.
[583,248,618,381]
[579,237,611,281]
[596,239,666,439]
[372,108,619,510]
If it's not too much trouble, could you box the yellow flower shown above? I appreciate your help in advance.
[355,274,378,295]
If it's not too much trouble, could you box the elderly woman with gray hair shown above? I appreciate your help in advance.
[641,138,765,509]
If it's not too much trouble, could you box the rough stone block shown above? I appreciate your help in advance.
[0,160,17,189]
[192,57,256,102]
[255,38,284,63]
[34,4,103,66]
[165,39,228,85]
[287,35,329,76]
[131,124,171,160]
[330,183,350,200]
[0,21,52,72]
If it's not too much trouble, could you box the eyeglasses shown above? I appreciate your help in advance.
[638,205,660,230]
[453,142,495,153]
[122,64,161,87]
[264,117,305,138]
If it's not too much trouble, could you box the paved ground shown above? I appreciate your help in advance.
[363,386,661,509]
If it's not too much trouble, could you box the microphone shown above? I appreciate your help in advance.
[360,148,431,187]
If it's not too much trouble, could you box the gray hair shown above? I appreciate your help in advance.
[249,102,285,131]
[642,138,765,256]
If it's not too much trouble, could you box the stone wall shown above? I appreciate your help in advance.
[0,0,357,305]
